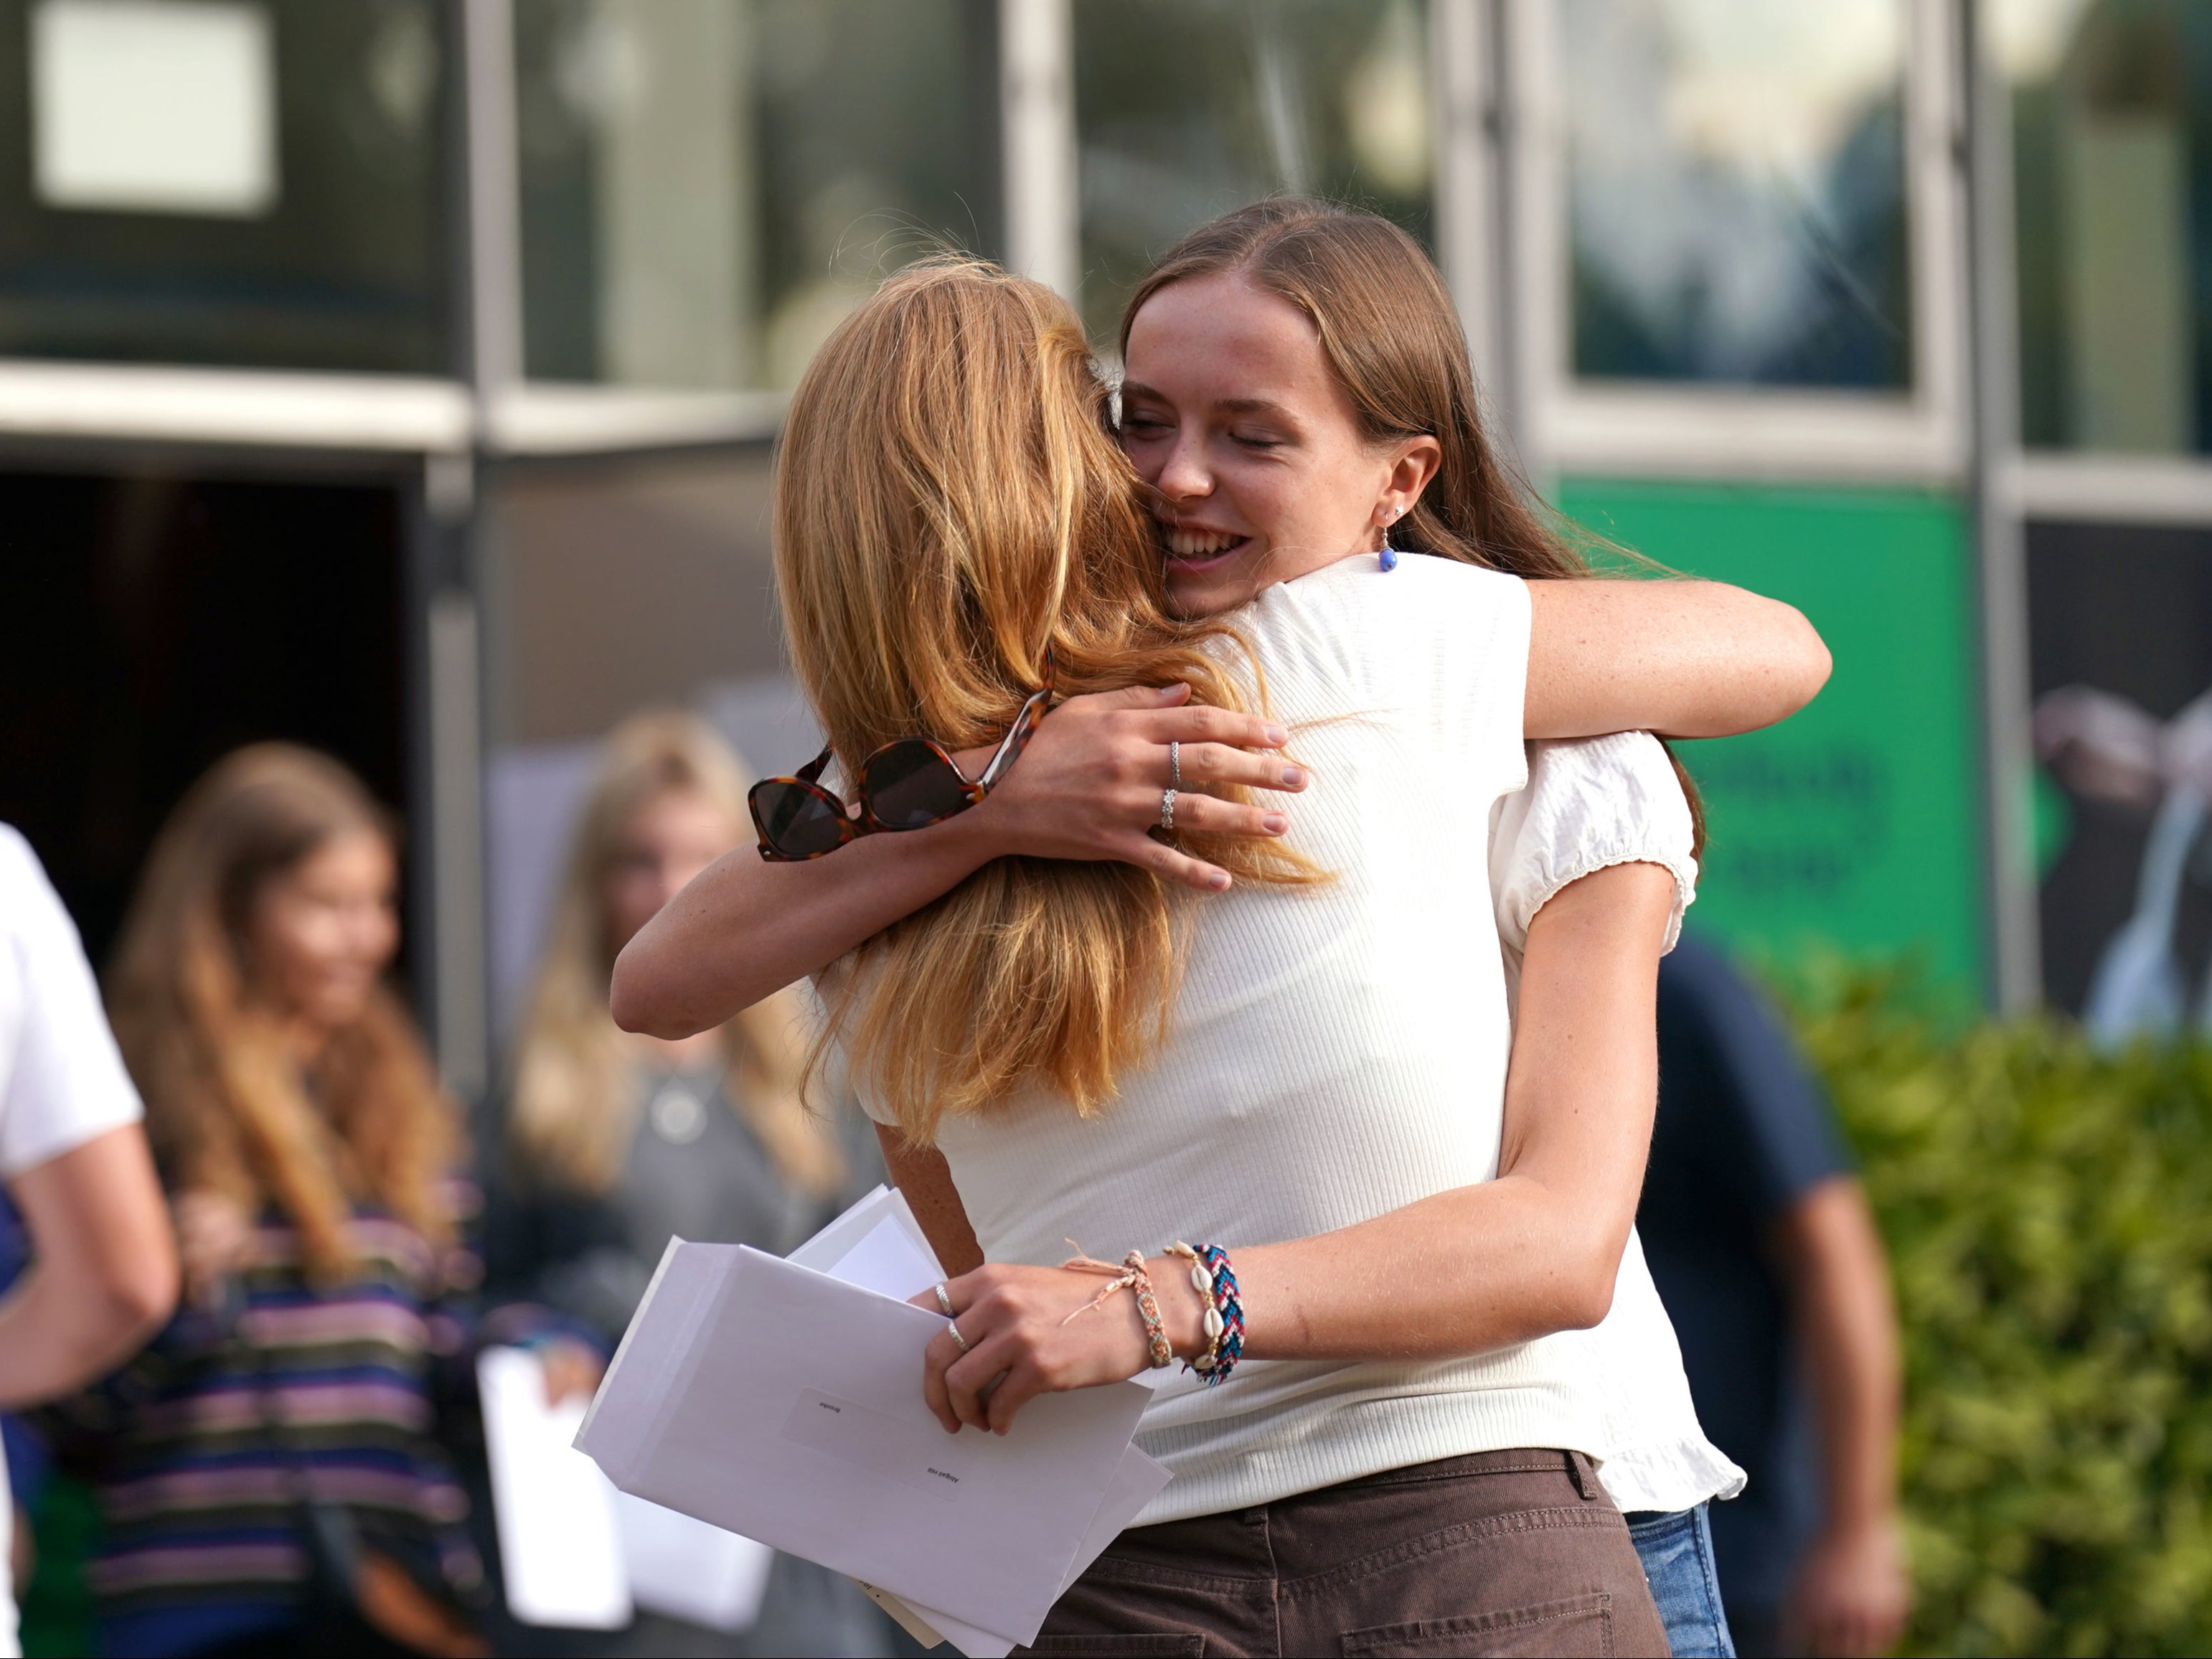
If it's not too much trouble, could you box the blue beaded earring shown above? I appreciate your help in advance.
[1378,507,1400,572]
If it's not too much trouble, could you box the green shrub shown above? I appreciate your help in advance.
[1794,970,2212,1657]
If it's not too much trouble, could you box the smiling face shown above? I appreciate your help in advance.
[243,829,400,1036]
[1118,271,1440,617]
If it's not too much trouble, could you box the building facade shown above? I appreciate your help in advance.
[0,0,2201,1090]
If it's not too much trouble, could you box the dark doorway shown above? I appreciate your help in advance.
[0,468,410,980]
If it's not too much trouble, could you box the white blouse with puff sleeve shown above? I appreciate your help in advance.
[1488,733,1746,1515]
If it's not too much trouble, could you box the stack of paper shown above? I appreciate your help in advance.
[575,1187,1169,1656]
[477,1346,776,1633]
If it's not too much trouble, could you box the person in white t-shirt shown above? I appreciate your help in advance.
[0,826,179,1659]
[616,218,1823,1653]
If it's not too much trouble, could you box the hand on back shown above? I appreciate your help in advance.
[961,682,1307,892]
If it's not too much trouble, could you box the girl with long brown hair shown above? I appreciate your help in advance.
[81,745,538,1659]
[617,210,1810,1652]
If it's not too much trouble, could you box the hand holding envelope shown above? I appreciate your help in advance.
[574,1187,1169,1657]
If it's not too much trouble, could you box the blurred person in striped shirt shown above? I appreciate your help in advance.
[49,746,585,1659]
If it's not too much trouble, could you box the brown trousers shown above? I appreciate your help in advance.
[1016,1449,1670,1658]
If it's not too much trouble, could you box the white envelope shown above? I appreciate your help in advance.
[575,1239,1151,1647]
[785,1187,1173,1655]
[478,1346,631,1630]
[614,1490,775,1633]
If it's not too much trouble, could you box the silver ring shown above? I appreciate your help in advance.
[934,1281,954,1317]
[1159,789,1176,832]
[1168,740,1182,790]
[947,1320,971,1354]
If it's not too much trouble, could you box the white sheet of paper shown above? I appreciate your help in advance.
[576,1242,1149,1646]
[614,1491,775,1633]
[786,1183,942,1300]
[479,1346,632,1630]
[890,1442,1175,1656]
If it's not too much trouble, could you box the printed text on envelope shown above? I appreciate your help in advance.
[780,1388,970,1500]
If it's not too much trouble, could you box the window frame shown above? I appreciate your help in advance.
[1504,0,1971,485]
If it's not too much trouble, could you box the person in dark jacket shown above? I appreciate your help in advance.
[1638,933,1910,1658]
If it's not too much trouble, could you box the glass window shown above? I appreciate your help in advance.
[1561,0,1913,390]
[0,0,451,375]
[1073,0,1433,347]
[2000,0,2212,454]
[514,0,998,390]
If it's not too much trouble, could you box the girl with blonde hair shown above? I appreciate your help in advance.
[489,710,886,1657]
[618,219,1814,1652]
[88,743,495,1658]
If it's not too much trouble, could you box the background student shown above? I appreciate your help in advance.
[0,824,179,1659]
[69,745,550,1658]
[1639,932,1911,1658]
[487,710,893,1658]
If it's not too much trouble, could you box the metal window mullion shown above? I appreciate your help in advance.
[1434,0,1513,438]
[1001,0,1079,304]
[1959,0,2041,1010]
[418,0,522,1096]
[1501,0,1564,490]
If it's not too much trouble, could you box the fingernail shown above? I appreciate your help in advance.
[1209,871,1232,890]
[1280,766,1307,787]
[1264,724,1289,746]
[1262,813,1288,834]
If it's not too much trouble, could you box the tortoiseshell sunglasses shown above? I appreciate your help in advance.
[748,653,1055,862]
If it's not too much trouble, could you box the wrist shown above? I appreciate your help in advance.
[1821,1504,1901,1543]
[929,801,1012,868]
[1147,1256,1210,1360]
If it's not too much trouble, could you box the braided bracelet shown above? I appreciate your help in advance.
[1060,1246,1174,1370]
[1167,1241,1244,1386]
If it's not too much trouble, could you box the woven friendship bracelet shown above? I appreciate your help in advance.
[1167,1241,1245,1386]
[1060,1245,1174,1370]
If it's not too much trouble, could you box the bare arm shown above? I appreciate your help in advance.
[1528,578,1831,740]
[611,686,1305,1038]
[1776,1176,1911,1658]
[918,860,1677,1430]
[877,1126,984,1277]
[0,1124,178,1409]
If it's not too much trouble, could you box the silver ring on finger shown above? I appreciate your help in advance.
[1169,739,1182,790]
[1159,788,1176,832]
[947,1320,971,1354]
[934,1281,955,1317]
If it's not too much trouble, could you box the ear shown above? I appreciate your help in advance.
[1373,434,1443,532]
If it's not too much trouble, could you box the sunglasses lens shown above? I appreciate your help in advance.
[753,782,848,858]
[864,742,974,830]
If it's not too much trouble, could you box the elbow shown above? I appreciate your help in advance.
[1556,1264,1618,1333]
[120,1243,180,1336]
[1546,1236,1627,1333]
[608,943,702,1040]
[1777,606,1832,720]
[100,1246,178,1353]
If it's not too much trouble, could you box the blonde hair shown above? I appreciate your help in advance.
[507,710,843,1198]
[107,744,459,1283]
[774,256,1319,1145]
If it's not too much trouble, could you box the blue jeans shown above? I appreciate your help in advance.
[1627,1503,1736,1658]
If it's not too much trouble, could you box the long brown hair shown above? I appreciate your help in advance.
[107,745,458,1282]
[507,710,843,1198]
[774,256,1319,1144]
[1127,198,1705,850]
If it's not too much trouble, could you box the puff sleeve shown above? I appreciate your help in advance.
[1489,732,1699,966]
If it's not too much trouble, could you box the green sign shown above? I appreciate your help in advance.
[1556,479,1985,994]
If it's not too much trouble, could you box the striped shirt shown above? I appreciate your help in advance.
[58,1210,491,1656]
